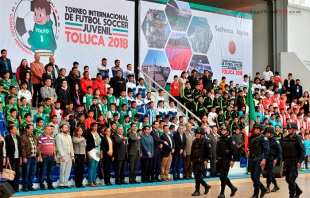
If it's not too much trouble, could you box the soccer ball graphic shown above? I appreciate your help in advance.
[13,0,58,51]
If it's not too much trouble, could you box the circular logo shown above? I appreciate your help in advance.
[228,41,236,54]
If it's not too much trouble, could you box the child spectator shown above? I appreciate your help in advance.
[51,101,63,124]
[128,101,138,122]
[116,90,127,112]
[137,78,147,99]
[76,113,86,137]
[7,108,20,135]
[136,93,145,121]
[126,89,135,108]
[101,96,108,116]
[208,107,217,129]
[119,104,128,124]
[144,92,152,108]
[18,97,31,124]
[107,103,118,123]
[167,100,178,122]
[232,128,244,161]
[83,86,93,113]
[33,104,47,127]
[156,100,166,120]
[126,74,136,98]
[34,117,44,138]
[123,115,131,137]
[24,71,33,95]
[170,75,180,105]
[145,101,156,125]
[43,98,52,123]
[1,70,11,95]
[155,89,165,108]
[20,113,32,135]
[17,81,32,106]
[107,87,116,110]
[89,97,101,121]
[50,115,60,135]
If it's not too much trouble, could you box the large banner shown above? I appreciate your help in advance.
[0,0,134,77]
[139,0,253,88]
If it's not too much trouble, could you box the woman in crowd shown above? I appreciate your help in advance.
[101,127,113,185]
[86,122,102,187]
[299,91,310,114]
[16,59,31,85]
[71,83,82,107]
[73,127,86,188]
[179,71,187,102]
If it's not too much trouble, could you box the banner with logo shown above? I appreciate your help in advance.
[0,0,134,77]
[139,0,253,88]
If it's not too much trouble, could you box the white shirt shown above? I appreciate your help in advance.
[126,82,137,95]
[208,112,217,126]
[252,84,261,93]
[17,89,32,103]
[155,96,165,108]
[156,107,166,116]
[165,133,172,146]
[241,81,248,89]
[266,90,274,96]
[262,71,274,81]
[97,64,111,77]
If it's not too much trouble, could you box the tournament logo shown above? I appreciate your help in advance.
[10,0,60,56]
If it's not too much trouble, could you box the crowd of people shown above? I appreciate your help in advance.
[0,49,308,196]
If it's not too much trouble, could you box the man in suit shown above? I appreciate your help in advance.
[56,124,75,189]
[0,49,13,79]
[291,79,303,99]
[45,56,59,81]
[150,121,168,182]
[113,125,129,185]
[30,53,45,108]
[40,78,58,105]
[42,64,56,88]
[160,125,175,181]
[57,79,71,110]
[183,122,195,179]
[128,123,142,184]
[208,126,220,177]
[172,125,186,180]
[5,125,22,192]
[283,73,295,102]
[141,126,154,183]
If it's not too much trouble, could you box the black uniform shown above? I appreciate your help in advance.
[191,129,212,196]
[216,134,238,197]
[213,98,221,112]
[283,132,305,198]
[192,89,201,104]
[203,96,213,113]
[194,102,206,119]
[183,87,193,111]
[221,98,230,111]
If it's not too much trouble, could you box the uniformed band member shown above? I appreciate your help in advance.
[248,124,270,198]
[216,126,238,198]
[264,127,282,193]
[190,127,212,196]
[282,122,305,198]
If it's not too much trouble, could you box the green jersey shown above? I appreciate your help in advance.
[4,104,18,119]
[7,116,20,135]
[117,96,127,112]
[83,94,94,110]
[43,105,51,122]
[34,127,44,138]
[119,110,127,124]
[123,122,131,137]
[101,103,108,116]
[0,92,6,107]
[107,110,119,122]
[1,79,12,93]
[28,22,57,52]
[19,104,31,122]
[33,113,47,127]
[158,129,164,135]
[129,108,138,122]
[107,95,116,110]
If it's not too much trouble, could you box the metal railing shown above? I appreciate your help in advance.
[138,68,202,123]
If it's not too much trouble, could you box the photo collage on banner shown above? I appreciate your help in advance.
[0,0,135,77]
[139,0,253,88]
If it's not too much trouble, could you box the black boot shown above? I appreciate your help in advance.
[204,184,211,194]
[295,188,303,198]
[270,183,280,192]
[218,193,225,198]
[265,184,270,194]
[230,186,237,197]
[251,188,259,198]
[260,185,267,198]
[192,191,201,196]
[289,194,295,198]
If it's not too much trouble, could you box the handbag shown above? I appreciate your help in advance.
[2,164,16,181]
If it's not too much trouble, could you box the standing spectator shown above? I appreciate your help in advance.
[40,78,57,105]
[93,73,106,98]
[202,70,213,92]
[141,126,154,183]
[57,79,71,110]
[30,53,45,108]
[113,125,128,185]
[208,126,219,177]
[21,124,41,192]
[18,81,32,106]
[109,70,126,98]
[17,59,31,84]
[128,123,141,184]
[68,67,80,90]
[38,125,56,190]
[56,68,69,90]
[42,64,55,88]
[283,73,295,102]
[86,122,101,187]
[274,71,283,94]
[172,125,186,180]
[179,71,187,100]
[262,65,273,87]
[160,125,174,181]
[188,70,198,89]
[123,64,135,82]
[183,122,195,179]
[80,71,92,96]
[97,58,110,78]
[111,59,123,77]
[72,61,81,78]
[45,56,59,81]
[0,133,5,177]
[101,128,113,185]
[235,90,245,111]
[170,75,180,105]
[5,125,22,192]
[299,91,310,115]
[56,124,75,189]
[73,127,86,188]
[0,49,13,79]
[71,83,82,107]
[292,79,303,99]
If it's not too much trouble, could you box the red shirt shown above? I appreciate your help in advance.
[262,97,272,110]
[38,134,55,156]
[170,82,180,97]
[93,79,107,98]
[85,117,96,129]
[80,78,93,95]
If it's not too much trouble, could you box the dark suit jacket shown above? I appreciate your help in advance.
[113,133,128,161]
[5,134,21,161]
[0,57,12,79]
[292,84,303,99]
[57,87,71,110]
[128,131,142,156]
[283,79,295,92]
[208,133,219,158]
[173,131,186,155]
[42,72,56,88]
[85,131,97,152]
[150,129,165,154]
[160,133,175,157]
[45,63,59,80]
[101,135,113,156]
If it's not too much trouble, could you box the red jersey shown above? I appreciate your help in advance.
[170,82,180,97]
[263,97,272,110]
[271,96,280,108]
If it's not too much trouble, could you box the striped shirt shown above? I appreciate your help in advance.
[38,134,55,156]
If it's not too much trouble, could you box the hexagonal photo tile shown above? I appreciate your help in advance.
[187,54,213,79]
[187,16,213,54]
[141,50,171,89]
[165,0,192,32]
[165,32,193,71]
[141,9,171,49]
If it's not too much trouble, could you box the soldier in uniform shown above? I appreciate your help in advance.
[216,126,238,198]
[248,124,270,198]
[190,127,212,196]
[264,127,282,193]
[282,122,305,198]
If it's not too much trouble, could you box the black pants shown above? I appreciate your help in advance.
[128,152,140,182]
[284,160,301,195]
[103,155,112,184]
[209,157,216,177]
[193,162,208,192]
[74,154,85,186]
[266,158,276,185]
[141,158,153,181]
[217,158,234,193]
[8,158,20,192]
[151,153,161,179]
[305,155,308,169]
[32,83,42,107]
[115,159,127,183]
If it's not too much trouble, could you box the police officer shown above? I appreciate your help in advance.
[216,126,238,198]
[282,122,305,198]
[264,127,282,194]
[249,124,270,198]
[190,127,212,196]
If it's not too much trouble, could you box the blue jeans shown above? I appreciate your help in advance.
[172,154,182,177]
[40,155,54,187]
[23,158,37,188]
[88,159,99,183]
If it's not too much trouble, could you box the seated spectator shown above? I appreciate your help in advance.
[40,78,57,105]
[43,64,55,88]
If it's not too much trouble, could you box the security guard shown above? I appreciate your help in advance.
[249,124,270,198]
[264,127,282,194]
[216,126,238,198]
[282,122,305,198]
[190,127,212,196]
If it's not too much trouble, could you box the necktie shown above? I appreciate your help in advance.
[53,65,58,79]
[48,87,51,95]
[215,135,218,141]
